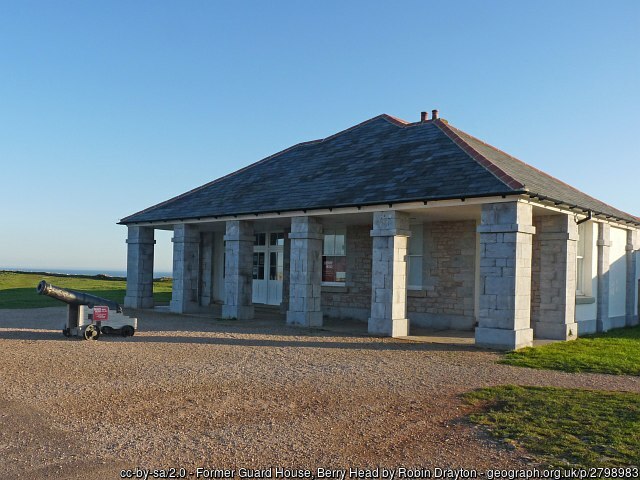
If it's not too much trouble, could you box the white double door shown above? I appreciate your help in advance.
[252,231,284,305]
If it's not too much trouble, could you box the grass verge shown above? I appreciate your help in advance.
[465,385,640,468]
[500,326,640,376]
[0,271,172,308]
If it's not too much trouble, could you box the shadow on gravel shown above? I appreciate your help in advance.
[0,329,478,352]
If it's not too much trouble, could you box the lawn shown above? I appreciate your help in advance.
[0,271,172,309]
[465,385,640,468]
[501,326,640,376]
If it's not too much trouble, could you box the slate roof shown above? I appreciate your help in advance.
[120,115,639,225]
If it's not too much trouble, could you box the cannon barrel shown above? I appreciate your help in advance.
[36,281,122,312]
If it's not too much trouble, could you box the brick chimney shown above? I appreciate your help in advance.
[420,111,429,122]
[432,109,439,120]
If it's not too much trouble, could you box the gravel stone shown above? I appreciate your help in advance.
[0,307,638,479]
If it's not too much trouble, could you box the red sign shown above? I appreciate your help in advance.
[93,306,109,322]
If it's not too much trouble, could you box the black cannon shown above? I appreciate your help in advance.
[36,281,136,339]
[37,281,122,312]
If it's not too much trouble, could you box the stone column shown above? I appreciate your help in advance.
[222,220,254,320]
[369,211,411,337]
[199,232,215,307]
[287,217,323,327]
[625,229,639,327]
[124,226,155,308]
[280,228,291,315]
[475,202,536,350]
[596,223,610,332]
[533,214,578,340]
[170,224,200,313]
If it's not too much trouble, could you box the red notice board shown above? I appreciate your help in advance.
[93,306,109,322]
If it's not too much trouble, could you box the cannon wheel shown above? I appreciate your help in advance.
[121,325,135,337]
[62,328,71,338]
[84,324,100,341]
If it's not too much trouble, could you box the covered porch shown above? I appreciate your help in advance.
[124,197,637,350]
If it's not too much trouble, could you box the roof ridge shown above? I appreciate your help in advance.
[445,123,640,222]
[432,120,525,190]
[120,114,408,223]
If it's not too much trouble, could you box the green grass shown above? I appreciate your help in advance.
[0,271,172,309]
[501,326,640,376]
[465,385,640,468]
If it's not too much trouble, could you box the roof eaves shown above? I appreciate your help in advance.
[432,119,526,191]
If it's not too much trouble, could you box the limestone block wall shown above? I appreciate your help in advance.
[321,225,372,321]
[199,232,215,307]
[170,224,200,313]
[408,220,476,330]
[530,214,578,340]
[530,217,542,325]
[321,220,477,329]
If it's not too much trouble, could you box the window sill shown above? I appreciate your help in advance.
[407,289,427,298]
[321,284,348,293]
[576,295,595,305]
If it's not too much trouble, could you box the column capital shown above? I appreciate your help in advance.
[224,220,254,242]
[371,210,410,237]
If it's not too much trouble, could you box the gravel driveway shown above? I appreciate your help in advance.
[1,307,638,479]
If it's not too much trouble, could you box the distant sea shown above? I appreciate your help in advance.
[1,267,172,278]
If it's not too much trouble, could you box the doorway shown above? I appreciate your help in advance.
[252,232,284,305]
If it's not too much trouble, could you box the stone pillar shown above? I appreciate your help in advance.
[596,223,611,332]
[222,220,254,320]
[533,215,578,340]
[287,217,323,327]
[124,226,155,309]
[475,202,536,350]
[369,211,411,337]
[280,228,291,315]
[170,224,200,313]
[200,232,215,307]
[625,229,639,327]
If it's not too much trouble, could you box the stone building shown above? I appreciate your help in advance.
[119,111,640,350]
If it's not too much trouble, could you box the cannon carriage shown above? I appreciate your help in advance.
[36,281,137,340]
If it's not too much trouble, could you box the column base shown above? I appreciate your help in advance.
[534,321,578,341]
[221,304,254,320]
[124,295,154,309]
[368,317,409,337]
[169,300,200,314]
[475,327,533,350]
[286,311,323,328]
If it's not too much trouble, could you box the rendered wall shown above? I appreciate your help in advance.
[575,222,597,326]
[608,227,627,322]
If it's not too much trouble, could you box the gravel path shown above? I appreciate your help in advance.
[0,307,638,479]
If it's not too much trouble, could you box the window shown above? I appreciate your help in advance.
[269,251,284,281]
[252,252,265,280]
[407,224,423,289]
[270,232,285,246]
[322,228,346,284]
[576,221,592,296]
[254,233,266,246]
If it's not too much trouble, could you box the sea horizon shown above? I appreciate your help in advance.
[1,267,173,278]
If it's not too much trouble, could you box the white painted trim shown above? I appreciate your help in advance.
[524,198,639,231]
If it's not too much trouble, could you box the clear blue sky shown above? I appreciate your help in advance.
[1,1,638,273]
